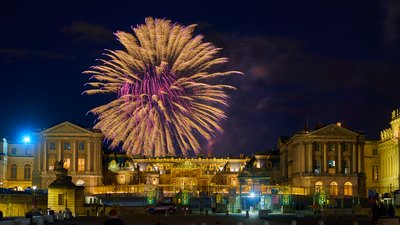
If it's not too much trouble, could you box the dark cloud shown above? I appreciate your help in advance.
[207,34,400,155]
[0,48,70,62]
[62,21,114,44]
[381,0,400,49]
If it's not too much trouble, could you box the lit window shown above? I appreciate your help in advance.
[49,157,55,171]
[78,158,85,172]
[11,148,16,155]
[330,182,338,196]
[78,142,85,150]
[372,166,378,180]
[64,158,70,169]
[49,142,56,150]
[328,160,336,174]
[344,182,352,196]
[58,194,64,205]
[63,142,70,150]
[24,164,31,179]
[11,164,17,179]
[315,181,323,193]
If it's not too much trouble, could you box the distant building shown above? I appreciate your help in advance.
[0,138,33,190]
[0,122,103,194]
[1,108,400,215]
[379,108,400,194]
[278,122,368,198]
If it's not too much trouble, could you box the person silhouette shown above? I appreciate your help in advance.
[103,209,124,225]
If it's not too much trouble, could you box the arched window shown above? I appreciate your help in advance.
[11,164,17,179]
[330,182,338,196]
[344,182,353,196]
[24,164,31,179]
[315,181,323,193]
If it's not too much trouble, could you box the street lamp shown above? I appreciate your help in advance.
[32,186,37,210]
[23,136,31,144]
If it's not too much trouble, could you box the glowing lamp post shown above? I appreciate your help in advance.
[32,186,37,210]
[23,136,31,144]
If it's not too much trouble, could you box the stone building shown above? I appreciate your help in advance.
[0,138,33,190]
[0,122,103,194]
[379,108,400,194]
[31,122,103,194]
[278,122,367,198]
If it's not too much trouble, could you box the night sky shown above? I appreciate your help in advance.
[1,0,399,156]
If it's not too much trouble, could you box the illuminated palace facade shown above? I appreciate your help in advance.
[0,122,103,193]
[0,108,400,206]
[278,122,378,200]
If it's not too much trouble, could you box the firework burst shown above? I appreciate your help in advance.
[84,17,241,156]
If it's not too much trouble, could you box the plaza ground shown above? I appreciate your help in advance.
[44,213,376,225]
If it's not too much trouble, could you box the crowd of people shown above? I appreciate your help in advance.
[371,202,396,225]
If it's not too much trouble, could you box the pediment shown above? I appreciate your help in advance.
[309,124,358,137]
[42,121,92,134]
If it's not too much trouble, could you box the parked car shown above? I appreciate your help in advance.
[146,203,177,214]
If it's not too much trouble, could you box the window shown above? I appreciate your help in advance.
[78,158,85,172]
[344,160,350,174]
[64,158,70,169]
[63,142,70,150]
[24,164,31,179]
[11,164,17,179]
[372,166,379,181]
[344,182,353,196]
[313,143,322,152]
[49,142,56,150]
[328,160,335,174]
[315,181,323,193]
[58,194,64,205]
[330,182,338,196]
[78,142,85,150]
[25,148,29,155]
[49,157,56,171]
[328,143,335,151]
[373,149,378,156]
[11,148,16,155]
[314,160,321,174]
[343,143,351,152]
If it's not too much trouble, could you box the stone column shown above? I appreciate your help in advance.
[85,141,89,172]
[42,140,47,171]
[88,140,92,172]
[93,140,98,173]
[306,143,312,173]
[72,141,77,172]
[338,142,342,173]
[57,140,62,161]
[352,143,356,173]
[98,140,102,174]
[304,143,308,173]
[323,143,327,173]
[34,141,41,171]
[358,143,364,173]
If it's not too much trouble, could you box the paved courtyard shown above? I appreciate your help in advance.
[48,214,374,225]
